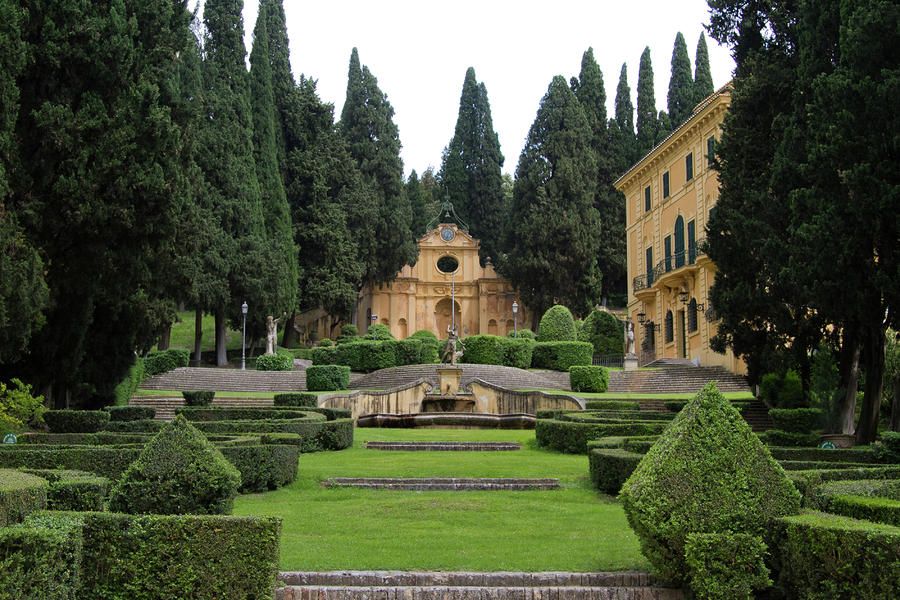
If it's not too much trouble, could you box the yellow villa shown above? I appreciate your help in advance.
[615,83,744,373]
[297,208,532,342]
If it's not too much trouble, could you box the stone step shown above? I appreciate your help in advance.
[141,367,308,392]
[276,572,683,600]
[322,478,560,491]
[365,442,522,451]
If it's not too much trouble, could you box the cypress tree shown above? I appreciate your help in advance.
[439,67,506,264]
[693,33,714,104]
[10,0,189,401]
[656,110,672,144]
[571,49,607,145]
[260,0,293,168]
[614,63,635,137]
[667,32,695,128]
[0,0,47,362]
[249,9,298,319]
[199,0,267,365]
[636,47,659,156]
[340,48,416,283]
[502,76,602,319]
[406,170,430,238]
[610,63,637,169]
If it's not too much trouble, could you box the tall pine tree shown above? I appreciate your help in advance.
[635,47,659,156]
[340,48,416,283]
[693,32,714,104]
[501,76,602,319]
[667,32,695,128]
[406,170,431,238]
[199,0,267,365]
[249,8,298,320]
[610,63,637,168]
[439,67,506,264]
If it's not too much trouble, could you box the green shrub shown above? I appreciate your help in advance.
[0,469,47,527]
[396,338,428,365]
[684,532,771,600]
[113,358,145,406]
[105,405,155,421]
[507,328,535,339]
[259,419,354,452]
[0,379,47,433]
[759,369,804,408]
[364,323,394,340]
[462,335,505,364]
[584,400,640,411]
[336,323,359,343]
[273,392,318,408]
[103,419,165,433]
[501,337,534,369]
[820,494,900,526]
[875,431,900,462]
[537,305,577,341]
[589,449,643,494]
[306,365,350,391]
[255,351,294,371]
[409,329,438,341]
[176,407,322,422]
[0,447,141,479]
[770,447,884,464]
[342,340,397,371]
[578,310,623,355]
[764,430,820,447]
[769,407,823,433]
[5,511,281,600]
[535,418,667,454]
[620,382,801,584]
[19,432,151,445]
[305,407,351,421]
[182,390,215,407]
[46,476,108,511]
[108,415,241,515]
[770,511,900,599]
[531,341,594,371]
[310,345,338,365]
[0,512,83,599]
[218,445,299,492]
[44,410,110,433]
[569,365,610,393]
[143,348,189,377]
[317,338,334,347]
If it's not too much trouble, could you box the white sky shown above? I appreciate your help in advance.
[237,0,735,176]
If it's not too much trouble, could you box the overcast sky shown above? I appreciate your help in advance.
[236,1,735,176]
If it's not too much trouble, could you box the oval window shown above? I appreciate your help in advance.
[437,255,459,274]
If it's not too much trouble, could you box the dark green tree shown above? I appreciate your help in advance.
[693,32,714,105]
[667,32,695,128]
[249,8,299,319]
[8,0,191,402]
[656,110,672,144]
[406,170,431,238]
[340,48,416,283]
[636,47,659,156]
[610,63,638,170]
[439,67,506,264]
[501,76,602,320]
[199,0,267,365]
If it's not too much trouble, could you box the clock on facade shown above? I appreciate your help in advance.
[440,227,455,242]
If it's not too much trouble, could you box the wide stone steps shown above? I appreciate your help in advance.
[276,572,683,600]
[323,478,560,491]
[608,367,749,394]
[740,400,775,432]
[140,367,308,392]
[129,396,276,420]
[365,442,522,451]
[350,365,557,392]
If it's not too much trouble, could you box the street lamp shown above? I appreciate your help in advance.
[241,301,248,371]
[512,300,519,337]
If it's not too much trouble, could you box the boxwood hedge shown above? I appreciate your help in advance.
[18,469,109,512]
[0,469,48,527]
[273,392,318,407]
[175,407,324,422]
[44,410,110,433]
[684,532,771,600]
[306,365,350,391]
[768,408,824,433]
[569,365,609,393]
[536,418,667,454]
[311,339,436,372]
[219,445,299,492]
[531,341,593,371]
[255,351,294,371]
[143,349,189,377]
[182,390,215,407]
[104,406,156,421]
[537,305,576,341]
[589,448,643,494]
[0,511,282,600]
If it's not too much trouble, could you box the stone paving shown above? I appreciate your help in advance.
[322,477,560,491]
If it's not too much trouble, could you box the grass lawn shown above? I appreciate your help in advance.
[519,388,754,401]
[233,428,648,572]
[159,310,243,353]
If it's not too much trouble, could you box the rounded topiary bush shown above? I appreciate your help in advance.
[336,324,359,344]
[182,390,215,407]
[537,305,577,342]
[255,351,294,371]
[306,365,350,391]
[364,323,394,340]
[578,310,623,355]
[620,382,801,585]
[569,365,610,393]
[461,335,505,365]
[108,415,240,515]
[508,328,536,340]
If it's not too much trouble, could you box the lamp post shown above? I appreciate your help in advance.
[512,300,519,337]
[241,301,248,371]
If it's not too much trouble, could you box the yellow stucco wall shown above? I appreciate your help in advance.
[616,84,744,374]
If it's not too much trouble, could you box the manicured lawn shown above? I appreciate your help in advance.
[233,428,648,572]
[158,310,243,353]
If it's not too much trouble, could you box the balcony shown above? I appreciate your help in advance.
[652,238,707,285]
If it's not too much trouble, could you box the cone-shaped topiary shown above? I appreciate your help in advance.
[620,382,801,584]
[537,305,577,341]
[108,415,240,515]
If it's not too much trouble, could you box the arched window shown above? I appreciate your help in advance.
[665,311,674,344]
[674,215,685,268]
[688,299,698,333]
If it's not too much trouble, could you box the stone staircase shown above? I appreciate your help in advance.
[140,367,308,392]
[129,395,276,420]
[276,572,683,600]
[350,365,557,391]
[608,366,749,394]
[323,478,560,491]
[740,399,775,432]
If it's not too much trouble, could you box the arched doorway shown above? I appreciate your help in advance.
[434,297,461,336]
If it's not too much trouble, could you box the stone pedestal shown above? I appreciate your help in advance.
[436,366,463,396]
[623,353,639,371]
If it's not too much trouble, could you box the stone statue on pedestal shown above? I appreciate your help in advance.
[442,325,465,365]
[626,321,636,356]
[265,315,282,355]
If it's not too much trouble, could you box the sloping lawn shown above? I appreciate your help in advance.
[233,428,647,572]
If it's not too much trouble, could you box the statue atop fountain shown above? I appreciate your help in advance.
[441,325,465,365]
